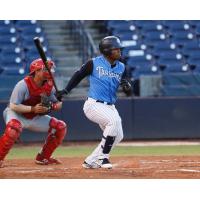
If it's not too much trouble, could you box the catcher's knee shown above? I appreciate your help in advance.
[5,119,22,140]
[49,117,67,143]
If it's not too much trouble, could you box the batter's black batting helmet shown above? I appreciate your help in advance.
[99,36,123,56]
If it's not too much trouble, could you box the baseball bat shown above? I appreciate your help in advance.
[33,37,59,92]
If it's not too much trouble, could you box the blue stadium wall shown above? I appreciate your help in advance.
[0,97,200,142]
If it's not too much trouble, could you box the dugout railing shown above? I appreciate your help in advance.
[68,20,98,63]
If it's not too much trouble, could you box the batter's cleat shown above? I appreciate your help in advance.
[82,158,112,169]
[99,158,112,169]
[35,153,62,165]
[82,161,101,169]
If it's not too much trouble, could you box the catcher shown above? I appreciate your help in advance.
[0,58,67,168]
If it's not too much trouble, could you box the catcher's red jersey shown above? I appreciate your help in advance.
[22,76,53,119]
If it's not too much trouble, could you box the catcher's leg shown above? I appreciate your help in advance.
[0,119,22,162]
[35,117,67,165]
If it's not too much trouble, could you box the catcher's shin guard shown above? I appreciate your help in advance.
[39,117,67,159]
[0,119,22,160]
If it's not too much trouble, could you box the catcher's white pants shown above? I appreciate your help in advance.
[3,107,51,132]
[83,98,123,164]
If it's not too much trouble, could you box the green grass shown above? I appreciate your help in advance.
[6,145,200,159]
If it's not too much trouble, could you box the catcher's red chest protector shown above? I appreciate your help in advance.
[22,76,53,119]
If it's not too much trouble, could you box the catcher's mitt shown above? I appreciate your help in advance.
[40,94,52,114]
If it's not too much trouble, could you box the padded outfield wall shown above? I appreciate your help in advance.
[0,97,200,142]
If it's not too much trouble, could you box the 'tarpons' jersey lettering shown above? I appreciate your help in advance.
[96,66,122,82]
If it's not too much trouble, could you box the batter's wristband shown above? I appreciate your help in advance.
[51,103,58,110]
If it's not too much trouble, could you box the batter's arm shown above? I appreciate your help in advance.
[56,59,93,100]
[65,59,93,93]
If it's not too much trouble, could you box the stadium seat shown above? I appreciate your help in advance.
[1,50,24,62]
[165,22,190,31]
[188,51,200,59]
[112,29,138,37]
[0,20,13,26]
[194,25,200,35]
[187,58,200,66]
[140,23,164,32]
[0,36,19,47]
[131,64,160,79]
[0,67,26,75]
[21,37,48,50]
[127,54,154,69]
[107,20,132,30]
[162,20,186,27]
[181,41,200,55]
[1,46,23,54]
[157,52,185,69]
[133,20,160,28]
[172,31,195,46]
[192,64,200,72]
[151,42,178,56]
[122,43,148,57]
[144,31,167,40]
[159,52,183,59]
[0,26,17,34]
[163,63,190,73]
[0,54,23,66]
[188,20,200,27]
[15,20,38,29]
[117,32,141,41]
[143,31,168,46]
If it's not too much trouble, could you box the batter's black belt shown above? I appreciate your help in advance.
[96,100,113,105]
[87,97,113,105]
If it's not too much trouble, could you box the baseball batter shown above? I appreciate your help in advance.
[0,58,67,168]
[57,36,132,169]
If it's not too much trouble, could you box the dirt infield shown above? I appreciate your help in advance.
[1,155,200,178]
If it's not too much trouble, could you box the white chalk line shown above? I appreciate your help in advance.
[118,141,200,147]
[156,169,200,173]
[140,160,200,164]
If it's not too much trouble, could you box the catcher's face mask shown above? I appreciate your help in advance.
[42,62,56,80]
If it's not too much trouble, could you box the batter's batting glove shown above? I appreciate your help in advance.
[120,79,132,96]
[56,89,69,102]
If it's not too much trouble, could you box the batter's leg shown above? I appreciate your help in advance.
[84,135,106,164]
[83,102,121,168]
[112,108,124,146]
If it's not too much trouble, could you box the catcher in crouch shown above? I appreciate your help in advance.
[0,58,67,168]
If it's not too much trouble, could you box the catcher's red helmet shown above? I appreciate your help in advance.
[29,58,55,75]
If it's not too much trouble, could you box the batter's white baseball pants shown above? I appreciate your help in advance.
[83,97,123,164]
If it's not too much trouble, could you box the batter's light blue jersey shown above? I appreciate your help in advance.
[88,55,125,104]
